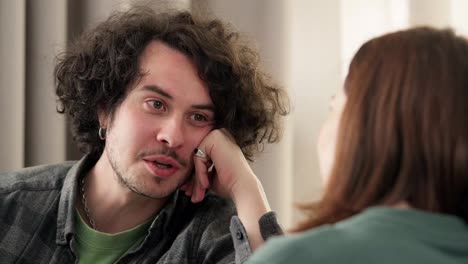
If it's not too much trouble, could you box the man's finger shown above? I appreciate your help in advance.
[192,152,211,202]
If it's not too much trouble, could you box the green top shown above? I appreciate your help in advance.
[75,211,152,263]
[247,207,468,264]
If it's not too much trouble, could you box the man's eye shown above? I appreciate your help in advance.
[151,100,165,110]
[193,114,207,121]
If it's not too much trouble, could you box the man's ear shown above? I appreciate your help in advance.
[97,105,109,128]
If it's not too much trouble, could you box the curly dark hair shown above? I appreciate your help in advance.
[55,7,289,160]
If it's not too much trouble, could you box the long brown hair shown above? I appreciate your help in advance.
[294,27,468,232]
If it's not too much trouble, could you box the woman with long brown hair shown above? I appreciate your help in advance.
[247,27,468,263]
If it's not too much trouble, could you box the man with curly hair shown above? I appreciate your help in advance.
[0,7,288,264]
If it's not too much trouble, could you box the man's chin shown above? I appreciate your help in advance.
[129,184,179,200]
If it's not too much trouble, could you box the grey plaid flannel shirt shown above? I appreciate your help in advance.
[0,155,282,264]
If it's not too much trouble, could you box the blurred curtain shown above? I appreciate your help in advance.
[1,0,67,171]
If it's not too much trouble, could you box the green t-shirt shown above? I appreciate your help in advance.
[247,207,468,264]
[75,211,152,264]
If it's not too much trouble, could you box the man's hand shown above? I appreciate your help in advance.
[180,128,272,250]
[180,129,256,203]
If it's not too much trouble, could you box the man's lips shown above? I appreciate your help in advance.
[142,155,182,178]
[143,155,181,169]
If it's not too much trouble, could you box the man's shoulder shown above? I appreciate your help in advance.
[0,161,76,193]
[0,162,77,262]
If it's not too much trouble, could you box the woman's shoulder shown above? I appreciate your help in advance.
[247,224,359,264]
[248,207,468,264]
[247,208,403,264]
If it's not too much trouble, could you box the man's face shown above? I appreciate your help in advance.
[101,40,215,199]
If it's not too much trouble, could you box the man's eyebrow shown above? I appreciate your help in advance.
[142,85,173,99]
[193,104,215,112]
[143,84,215,112]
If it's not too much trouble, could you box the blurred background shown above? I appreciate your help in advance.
[1,0,468,227]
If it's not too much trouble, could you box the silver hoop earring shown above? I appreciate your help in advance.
[98,127,106,140]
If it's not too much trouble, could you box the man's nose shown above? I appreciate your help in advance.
[156,117,185,148]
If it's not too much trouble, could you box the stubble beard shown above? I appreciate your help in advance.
[106,145,191,199]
